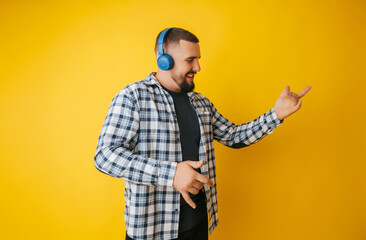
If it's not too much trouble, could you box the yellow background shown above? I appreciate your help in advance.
[1,0,365,239]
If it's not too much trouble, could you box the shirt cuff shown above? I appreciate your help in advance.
[266,107,284,126]
[157,161,178,187]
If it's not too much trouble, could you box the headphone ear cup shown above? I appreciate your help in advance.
[157,54,174,70]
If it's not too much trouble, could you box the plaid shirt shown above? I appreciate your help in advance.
[94,72,284,240]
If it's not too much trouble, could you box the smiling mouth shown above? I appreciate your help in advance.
[186,72,195,79]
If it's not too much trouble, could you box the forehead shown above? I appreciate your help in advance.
[169,40,200,58]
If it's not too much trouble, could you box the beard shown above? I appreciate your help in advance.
[171,71,196,92]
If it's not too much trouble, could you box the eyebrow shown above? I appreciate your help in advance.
[186,56,201,59]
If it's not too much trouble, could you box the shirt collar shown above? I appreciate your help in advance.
[143,72,160,86]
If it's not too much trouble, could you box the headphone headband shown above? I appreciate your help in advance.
[158,28,173,56]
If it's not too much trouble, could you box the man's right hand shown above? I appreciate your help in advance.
[172,159,214,209]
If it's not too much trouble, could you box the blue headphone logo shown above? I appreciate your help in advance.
[157,28,174,70]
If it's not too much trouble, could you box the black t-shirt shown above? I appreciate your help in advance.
[161,85,207,233]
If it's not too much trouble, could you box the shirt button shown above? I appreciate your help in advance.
[174,209,178,212]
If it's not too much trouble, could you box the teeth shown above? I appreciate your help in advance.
[187,74,194,77]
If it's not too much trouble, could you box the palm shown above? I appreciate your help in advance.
[275,86,312,120]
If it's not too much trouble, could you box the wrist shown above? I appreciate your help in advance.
[274,108,284,121]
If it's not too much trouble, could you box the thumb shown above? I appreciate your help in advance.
[186,159,204,169]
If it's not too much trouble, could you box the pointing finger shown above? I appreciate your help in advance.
[181,191,196,209]
[298,86,312,98]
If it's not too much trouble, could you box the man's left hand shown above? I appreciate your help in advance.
[274,85,312,120]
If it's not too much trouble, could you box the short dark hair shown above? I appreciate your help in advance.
[154,27,199,55]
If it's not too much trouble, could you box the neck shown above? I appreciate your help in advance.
[155,71,181,93]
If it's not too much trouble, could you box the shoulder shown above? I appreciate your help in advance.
[113,78,155,104]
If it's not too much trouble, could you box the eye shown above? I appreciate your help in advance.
[186,59,194,62]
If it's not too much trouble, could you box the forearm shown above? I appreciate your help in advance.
[214,107,283,148]
[94,145,177,187]
[236,107,283,146]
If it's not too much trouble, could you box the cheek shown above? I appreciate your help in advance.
[173,62,191,75]
[183,66,192,74]
[175,62,191,71]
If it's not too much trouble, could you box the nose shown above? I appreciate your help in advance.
[193,59,201,72]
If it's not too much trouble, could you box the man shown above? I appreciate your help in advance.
[94,27,311,240]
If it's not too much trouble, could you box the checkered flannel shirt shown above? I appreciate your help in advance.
[94,72,284,240]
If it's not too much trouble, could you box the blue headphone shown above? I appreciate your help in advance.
[157,28,174,70]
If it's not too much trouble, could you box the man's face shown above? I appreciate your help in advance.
[167,40,201,92]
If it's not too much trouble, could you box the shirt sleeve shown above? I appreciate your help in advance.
[210,102,284,148]
[94,88,177,187]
